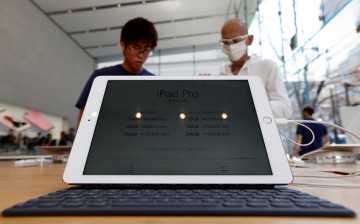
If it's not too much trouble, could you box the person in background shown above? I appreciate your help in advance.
[34,132,43,145]
[58,131,68,146]
[1,129,16,152]
[293,106,330,157]
[219,18,292,118]
[44,133,56,146]
[76,17,158,124]
[3,129,15,145]
[65,127,76,143]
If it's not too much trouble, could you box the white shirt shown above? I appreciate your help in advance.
[219,54,292,118]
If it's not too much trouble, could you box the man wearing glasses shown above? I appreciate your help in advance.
[76,17,158,123]
[219,19,292,119]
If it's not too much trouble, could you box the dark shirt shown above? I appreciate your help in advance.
[76,64,154,109]
[58,139,68,146]
[296,118,328,155]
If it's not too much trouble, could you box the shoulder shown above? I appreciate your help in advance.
[140,68,155,76]
[296,124,304,134]
[261,59,278,69]
[250,56,280,79]
[321,123,328,130]
[250,55,278,69]
[97,65,155,76]
[94,64,124,76]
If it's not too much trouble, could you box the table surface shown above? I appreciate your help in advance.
[0,160,359,224]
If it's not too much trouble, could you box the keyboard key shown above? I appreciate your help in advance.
[295,202,320,208]
[247,202,269,207]
[225,199,246,203]
[271,202,294,208]
[14,203,35,208]
[157,198,177,203]
[320,203,344,209]
[62,201,85,207]
[87,202,108,207]
[222,202,245,207]
[37,202,61,207]
[111,202,218,207]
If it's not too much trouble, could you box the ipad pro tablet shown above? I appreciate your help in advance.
[63,76,293,185]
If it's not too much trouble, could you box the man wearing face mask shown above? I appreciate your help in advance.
[220,19,292,118]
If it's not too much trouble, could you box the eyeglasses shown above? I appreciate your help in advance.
[127,46,153,56]
[220,35,248,45]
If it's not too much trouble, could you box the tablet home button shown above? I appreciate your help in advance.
[263,117,272,124]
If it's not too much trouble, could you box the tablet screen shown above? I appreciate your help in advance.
[83,80,272,175]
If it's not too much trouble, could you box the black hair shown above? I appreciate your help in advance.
[302,106,314,115]
[120,17,158,49]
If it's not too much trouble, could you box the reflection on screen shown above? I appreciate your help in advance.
[83,80,272,175]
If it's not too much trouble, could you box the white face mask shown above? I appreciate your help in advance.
[221,41,247,62]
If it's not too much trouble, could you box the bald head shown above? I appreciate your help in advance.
[221,19,248,39]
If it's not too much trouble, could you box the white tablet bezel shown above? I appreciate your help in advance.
[63,76,293,185]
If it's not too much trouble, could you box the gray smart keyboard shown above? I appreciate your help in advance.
[2,186,355,216]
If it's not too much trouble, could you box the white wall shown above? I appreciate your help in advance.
[0,0,95,128]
